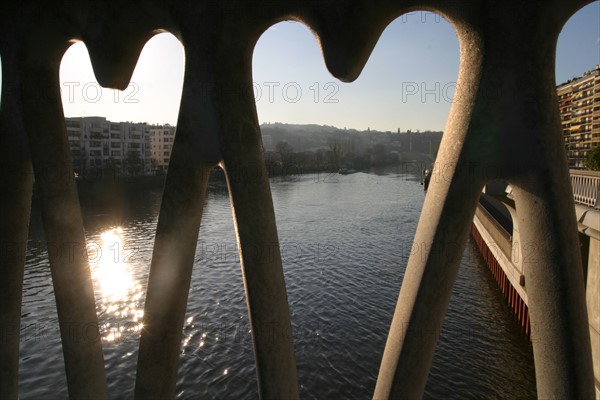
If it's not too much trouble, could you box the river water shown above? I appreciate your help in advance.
[20,170,537,399]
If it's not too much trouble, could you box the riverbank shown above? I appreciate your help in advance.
[69,162,431,197]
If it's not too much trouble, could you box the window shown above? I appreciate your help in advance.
[66,120,81,128]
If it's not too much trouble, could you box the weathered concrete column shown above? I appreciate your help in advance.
[217,31,300,400]
[585,235,600,398]
[1,1,596,399]
[481,2,594,396]
[512,180,594,398]
[135,47,221,399]
[502,9,595,388]
[223,137,300,399]
[375,1,595,398]
[373,14,487,397]
[0,40,33,399]
[19,37,108,399]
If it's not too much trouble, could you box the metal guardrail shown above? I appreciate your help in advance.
[570,169,600,208]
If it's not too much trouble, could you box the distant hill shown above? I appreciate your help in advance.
[260,122,442,160]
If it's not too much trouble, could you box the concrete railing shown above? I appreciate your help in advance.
[571,169,600,208]
[474,204,513,261]
[0,1,596,399]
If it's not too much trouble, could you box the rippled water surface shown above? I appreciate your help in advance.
[20,171,536,399]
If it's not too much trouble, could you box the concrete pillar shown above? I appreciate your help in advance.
[375,1,595,398]
[586,237,600,398]
[135,48,221,398]
[0,41,33,400]
[218,41,299,400]
[19,40,108,399]
[1,2,596,399]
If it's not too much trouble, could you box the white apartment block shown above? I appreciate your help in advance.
[149,125,176,172]
[65,117,154,177]
[557,65,600,168]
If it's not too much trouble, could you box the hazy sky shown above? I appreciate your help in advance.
[1,2,598,132]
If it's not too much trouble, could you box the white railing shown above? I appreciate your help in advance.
[570,169,600,208]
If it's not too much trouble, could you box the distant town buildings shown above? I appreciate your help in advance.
[65,116,175,177]
[149,125,176,172]
[557,65,600,168]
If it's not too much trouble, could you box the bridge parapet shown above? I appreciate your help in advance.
[1,1,598,399]
[571,169,600,209]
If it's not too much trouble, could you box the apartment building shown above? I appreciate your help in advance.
[65,116,153,177]
[557,65,600,168]
[149,125,176,173]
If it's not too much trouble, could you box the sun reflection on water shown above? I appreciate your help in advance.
[90,227,144,343]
